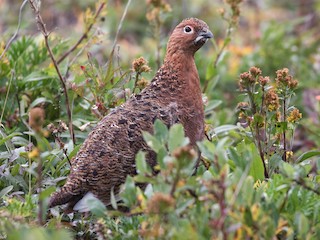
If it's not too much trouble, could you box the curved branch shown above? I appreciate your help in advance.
[57,2,106,64]
[0,0,28,61]
[28,0,76,145]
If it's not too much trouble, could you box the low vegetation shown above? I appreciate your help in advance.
[0,0,319,239]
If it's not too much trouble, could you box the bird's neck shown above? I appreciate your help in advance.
[161,51,205,144]
[163,51,201,93]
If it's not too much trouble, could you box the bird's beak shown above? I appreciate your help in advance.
[195,29,213,44]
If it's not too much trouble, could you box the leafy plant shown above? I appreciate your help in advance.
[0,1,319,239]
[69,120,319,239]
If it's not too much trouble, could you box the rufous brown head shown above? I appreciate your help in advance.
[166,18,213,56]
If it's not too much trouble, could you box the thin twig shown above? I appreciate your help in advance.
[115,45,123,77]
[256,124,269,178]
[208,174,229,240]
[0,0,28,61]
[57,2,106,64]
[283,98,287,162]
[28,0,76,145]
[0,70,14,125]
[133,72,140,93]
[107,0,132,65]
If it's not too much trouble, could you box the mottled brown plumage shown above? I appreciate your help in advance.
[49,18,213,210]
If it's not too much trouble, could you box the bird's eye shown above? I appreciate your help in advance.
[184,26,193,34]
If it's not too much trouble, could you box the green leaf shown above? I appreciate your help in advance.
[156,147,168,169]
[0,185,13,198]
[249,143,265,181]
[104,58,114,84]
[154,119,169,143]
[204,100,222,114]
[197,140,215,160]
[74,193,106,217]
[274,122,288,134]
[243,176,254,205]
[202,170,213,180]
[205,62,217,80]
[296,150,320,163]
[0,132,22,147]
[39,186,55,201]
[168,124,189,153]
[136,151,151,175]
[143,131,162,152]
[144,184,153,199]
[269,154,282,175]
[295,212,310,239]
[228,147,246,170]
[24,72,51,82]
[121,176,137,207]
[110,187,118,210]
[175,199,195,216]
[205,75,220,92]
[29,97,52,109]
[244,206,253,227]
[7,227,72,240]
[212,125,239,136]
[279,161,295,177]
[67,143,81,158]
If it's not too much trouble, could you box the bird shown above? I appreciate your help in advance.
[49,18,213,211]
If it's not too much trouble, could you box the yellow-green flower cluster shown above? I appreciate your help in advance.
[287,108,302,123]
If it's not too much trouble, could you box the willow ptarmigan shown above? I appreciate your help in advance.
[49,18,213,210]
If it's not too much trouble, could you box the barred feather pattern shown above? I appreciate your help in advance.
[49,18,213,211]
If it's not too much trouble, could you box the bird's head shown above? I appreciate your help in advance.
[166,18,213,56]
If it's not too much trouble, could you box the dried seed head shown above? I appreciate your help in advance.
[249,66,262,78]
[275,68,298,89]
[132,57,151,73]
[265,89,280,111]
[29,107,45,132]
[172,145,197,159]
[239,70,256,89]
[137,77,149,90]
[288,79,298,89]
[287,108,302,123]
[239,72,250,82]
[217,8,225,16]
[147,193,175,214]
[276,68,289,79]
[146,0,171,15]
[258,76,270,87]
[236,102,249,111]
[58,120,68,132]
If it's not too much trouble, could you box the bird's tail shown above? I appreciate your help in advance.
[48,180,85,211]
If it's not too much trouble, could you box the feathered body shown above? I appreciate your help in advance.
[49,18,213,210]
